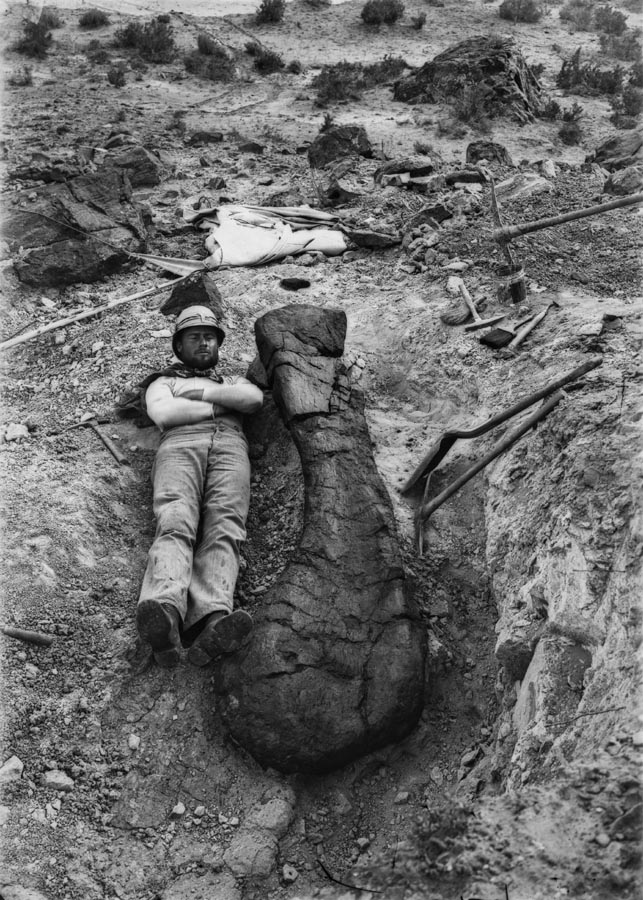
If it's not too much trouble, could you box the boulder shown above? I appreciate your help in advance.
[466,140,514,167]
[308,125,374,169]
[495,172,553,202]
[586,130,643,172]
[159,271,224,317]
[3,169,147,287]
[374,155,442,184]
[393,35,545,124]
[107,144,166,187]
[215,305,427,773]
[188,130,224,146]
[603,164,643,196]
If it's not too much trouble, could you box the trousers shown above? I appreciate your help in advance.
[138,419,251,631]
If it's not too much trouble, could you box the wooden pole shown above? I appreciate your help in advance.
[0,273,192,353]
[416,391,565,534]
[493,193,643,244]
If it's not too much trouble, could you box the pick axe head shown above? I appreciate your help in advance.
[464,313,506,332]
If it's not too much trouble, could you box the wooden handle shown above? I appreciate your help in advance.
[508,305,551,349]
[493,193,643,244]
[88,421,129,465]
[457,281,479,321]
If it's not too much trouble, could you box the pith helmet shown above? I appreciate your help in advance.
[172,305,225,356]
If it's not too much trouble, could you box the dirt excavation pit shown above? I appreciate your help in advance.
[1,1,642,899]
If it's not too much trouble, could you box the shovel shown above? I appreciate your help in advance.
[480,313,537,349]
[458,281,506,332]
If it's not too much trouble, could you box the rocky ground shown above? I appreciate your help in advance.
[0,1,642,899]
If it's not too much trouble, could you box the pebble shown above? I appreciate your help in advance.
[0,755,24,784]
[194,805,205,817]
[128,734,140,751]
[41,770,74,792]
[172,801,186,817]
[5,423,29,442]
[393,791,410,805]
[595,832,611,847]
[632,730,643,747]
[356,836,371,850]
[282,864,298,883]
[0,805,10,826]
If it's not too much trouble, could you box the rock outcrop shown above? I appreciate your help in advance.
[215,305,427,773]
[3,169,146,286]
[393,35,545,124]
[307,125,374,169]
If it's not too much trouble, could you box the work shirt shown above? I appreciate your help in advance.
[145,373,245,432]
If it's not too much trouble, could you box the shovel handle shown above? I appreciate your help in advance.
[508,304,551,349]
[457,281,479,322]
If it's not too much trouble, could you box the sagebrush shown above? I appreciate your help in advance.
[79,9,110,29]
[256,0,286,24]
[114,17,176,63]
[361,0,405,26]
[312,55,407,105]
[39,9,63,28]
[14,22,52,58]
[499,0,542,23]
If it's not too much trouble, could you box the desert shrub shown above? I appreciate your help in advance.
[594,4,627,34]
[412,12,427,28]
[288,59,303,73]
[540,98,562,118]
[530,62,546,79]
[197,33,219,55]
[361,0,405,26]
[560,0,595,30]
[499,0,543,22]
[14,22,52,58]
[245,41,259,56]
[599,29,642,60]
[107,63,127,87]
[256,0,286,24]
[612,83,643,115]
[8,66,33,86]
[254,46,285,73]
[79,9,110,29]
[305,0,331,5]
[557,47,624,92]
[185,48,235,81]
[320,112,335,131]
[413,139,436,154]
[630,61,643,86]
[436,117,468,137]
[39,9,63,28]
[114,17,176,62]
[312,55,406,105]
[87,45,110,64]
[558,101,584,143]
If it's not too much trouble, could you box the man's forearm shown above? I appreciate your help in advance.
[200,381,263,414]
[147,396,218,429]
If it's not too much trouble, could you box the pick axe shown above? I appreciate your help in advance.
[49,416,129,465]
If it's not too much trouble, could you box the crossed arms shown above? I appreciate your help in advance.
[146,375,263,430]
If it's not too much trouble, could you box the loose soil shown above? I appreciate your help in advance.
[0,2,641,900]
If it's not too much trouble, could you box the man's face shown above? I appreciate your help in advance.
[176,327,220,370]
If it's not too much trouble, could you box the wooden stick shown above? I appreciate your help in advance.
[507,303,551,349]
[402,358,601,494]
[416,391,565,535]
[1,625,54,647]
[87,419,130,466]
[0,273,192,353]
[493,193,643,244]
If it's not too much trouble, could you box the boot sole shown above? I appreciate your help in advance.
[137,600,181,668]
[187,610,253,667]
